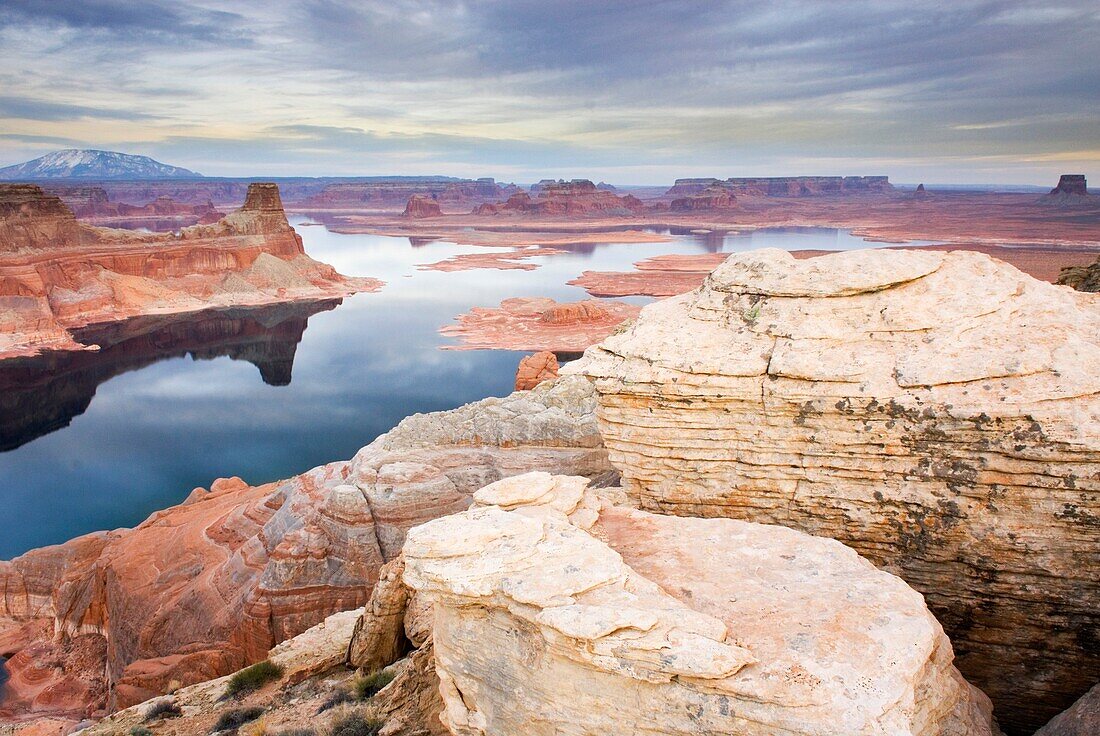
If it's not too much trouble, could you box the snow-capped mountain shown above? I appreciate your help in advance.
[0,149,201,180]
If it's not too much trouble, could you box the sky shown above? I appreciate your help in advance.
[0,0,1097,185]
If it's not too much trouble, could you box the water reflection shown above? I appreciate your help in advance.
[0,222,912,559]
[0,300,339,452]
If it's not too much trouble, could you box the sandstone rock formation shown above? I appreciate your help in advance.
[670,185,735,211]
[1057,254,1100,291]
[439,297,640,352]
[402,195,443,219]
[0,376,610,722]
[45,185,223,227]
[302,178,515,210]
[404,472,997,735]
[0,182,380,360]
[565,247,1100,733]
[1034,684,1100,736]
[475,180,647,217]
[1050,174,1088,196]
[665,175,893,198]
[514,350,559,390]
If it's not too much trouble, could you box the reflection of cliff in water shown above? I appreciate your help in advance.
[0,299,341,452]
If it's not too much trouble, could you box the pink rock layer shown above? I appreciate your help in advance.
[0,376,610,724]
[514,350,559,390]
[439,297,641,352]
[0,183,381,360]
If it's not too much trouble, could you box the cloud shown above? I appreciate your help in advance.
[0,95,162,121]
[0,0,246,44]
[0,0,1096,183]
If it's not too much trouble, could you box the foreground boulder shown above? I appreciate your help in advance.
[404,472,997,735]
[565,247,1100,733]
[0,376,610,721]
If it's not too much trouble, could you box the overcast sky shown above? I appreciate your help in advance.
[0,0,1097,184]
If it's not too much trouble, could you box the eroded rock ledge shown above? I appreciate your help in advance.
[404,472,996,735]
[0,182,380,360]
[565,247,1100,732]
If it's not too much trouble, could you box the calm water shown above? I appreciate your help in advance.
[0,224,914,558]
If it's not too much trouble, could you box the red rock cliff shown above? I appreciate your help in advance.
[0,183,380,359]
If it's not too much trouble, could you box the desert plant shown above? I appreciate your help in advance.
[213,706,266,733]
[317,688,355,713]
[225,660,284,697]
[329,712,382,736]
[273,730,316,736]
[242,716,269,736]
[352,670,394,700]
[144,698,182,720]
[130,727,154,736]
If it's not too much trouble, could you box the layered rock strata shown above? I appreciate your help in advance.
[475,179,647,217]
[404,472,997,735]
[0,377,610,720]
[0,183,379,360]
[45,185,223,227]
[565,247,1100,733]
[665,175,893,198]
[439,297,639,352]
[303,178,515,210]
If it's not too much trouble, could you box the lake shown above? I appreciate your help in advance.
[0,223,914,558]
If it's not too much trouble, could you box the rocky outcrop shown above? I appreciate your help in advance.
[1043,175,1090,206]
[402,195,442,219]
[0,376,610,721]
[670,185,735,211]
[439,297,640,352]
[1034,684,1100,736]
[565,247,1100,733]
[0,183,380,360]
[475,180,648,217]
[1057,254,1100,291]
[514,351,559,390]
[404,472,997,735]
[1050,175,1088,196]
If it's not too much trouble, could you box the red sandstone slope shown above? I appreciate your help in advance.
[0,183,381,360]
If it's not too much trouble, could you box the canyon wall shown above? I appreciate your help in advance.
[0,182,378,360]
[666,175,893,198]
[302,178,515,210]
[476,179,647,216]
[565,248,1099,733]
[0,377,610,720]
